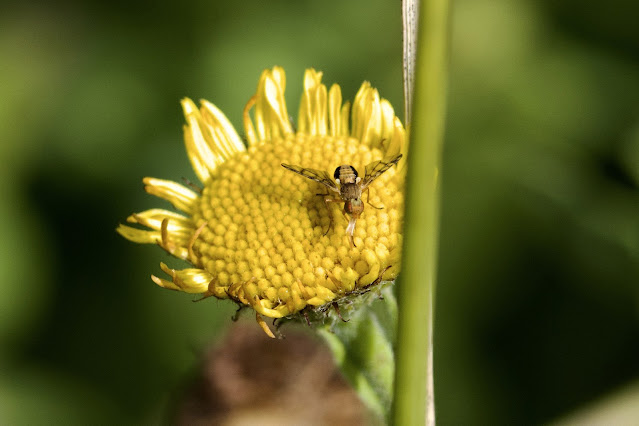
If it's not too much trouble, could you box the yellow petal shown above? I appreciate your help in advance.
[328,84,344,137]
[143,177,198,214]
[116,224,160,244]
[200,100,246,157]
[158,262,213,293]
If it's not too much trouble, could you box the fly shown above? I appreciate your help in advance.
[281,153,402,247]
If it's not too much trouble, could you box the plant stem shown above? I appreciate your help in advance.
[393,0,449,424]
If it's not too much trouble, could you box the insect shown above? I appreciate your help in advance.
[281,153,402,247]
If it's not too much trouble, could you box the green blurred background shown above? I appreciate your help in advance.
[1,0,638,424]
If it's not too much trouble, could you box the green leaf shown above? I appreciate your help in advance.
[316,281,397,423]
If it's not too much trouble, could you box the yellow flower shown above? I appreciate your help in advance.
[118,67,406,337]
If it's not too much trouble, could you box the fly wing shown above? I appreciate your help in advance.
[361,153,403,189]
[281,163,339,192]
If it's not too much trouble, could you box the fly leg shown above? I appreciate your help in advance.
[365,187,383,209]
[316,192,344,236]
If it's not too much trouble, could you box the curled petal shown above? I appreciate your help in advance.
[116,224,160,244]
[126,209,193,235]
[298,69,328,136]
[380,99,396,144]
[247,67,294,143]
[182,98,225,181]
[328,84,345,137]
[157,262,213,293]
[200,100,246,157]
[143,177,199,214]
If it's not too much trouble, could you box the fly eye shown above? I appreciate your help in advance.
[333,167,341,180]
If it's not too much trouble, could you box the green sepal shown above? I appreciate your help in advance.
[314,281,397,422]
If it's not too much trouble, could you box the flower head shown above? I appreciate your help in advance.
[118,67,406,336]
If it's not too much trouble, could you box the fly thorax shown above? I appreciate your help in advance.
[340,182,362,200]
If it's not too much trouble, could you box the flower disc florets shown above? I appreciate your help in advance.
[118,67,406,335]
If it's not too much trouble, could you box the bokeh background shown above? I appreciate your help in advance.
[1,0,638,424]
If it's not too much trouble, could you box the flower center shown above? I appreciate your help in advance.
[191,134,403,317]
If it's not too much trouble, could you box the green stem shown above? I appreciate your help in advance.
[393,0,449,424]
